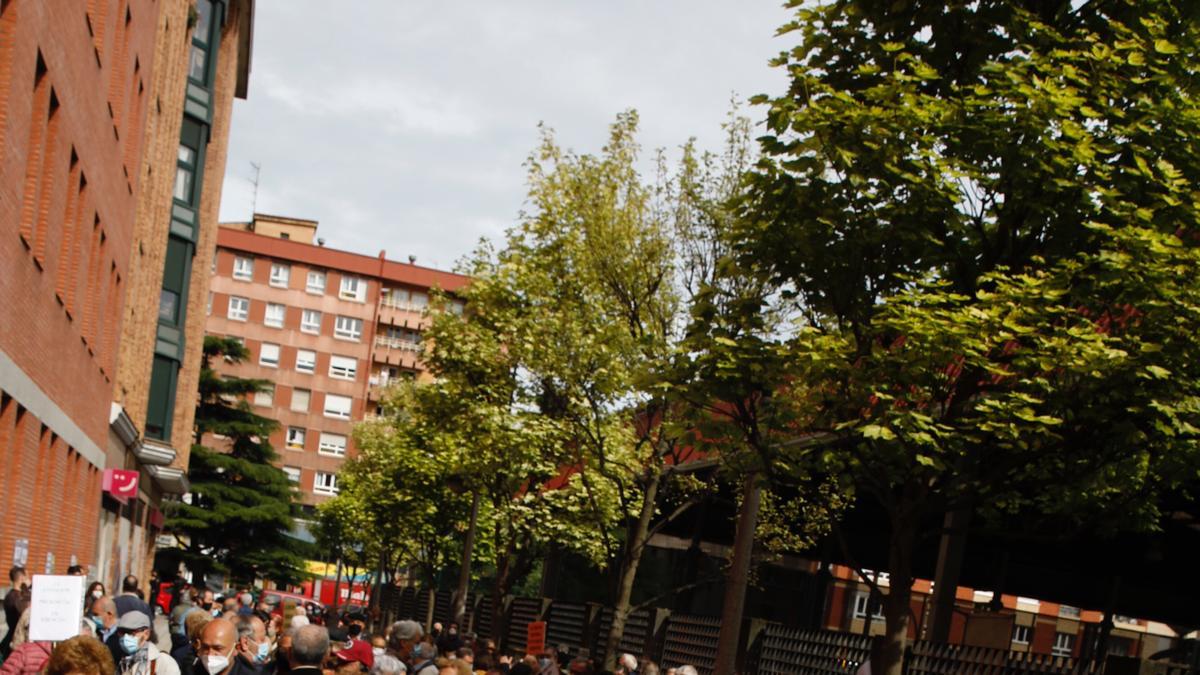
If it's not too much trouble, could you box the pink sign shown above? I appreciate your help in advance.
[103,469,139,502]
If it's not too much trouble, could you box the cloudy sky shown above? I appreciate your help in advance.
[218,1,795,272]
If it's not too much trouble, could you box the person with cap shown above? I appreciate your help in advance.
[114,577,152,619]
[330,626,373,673]
[286,625,329,675]
[114,611,180,675]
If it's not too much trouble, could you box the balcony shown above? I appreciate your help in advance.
[374,335,421,352]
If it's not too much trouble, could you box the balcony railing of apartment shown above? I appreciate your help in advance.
[374,335,421,352]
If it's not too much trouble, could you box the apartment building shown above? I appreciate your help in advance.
[0,0,253,589]
[206,214,469,506]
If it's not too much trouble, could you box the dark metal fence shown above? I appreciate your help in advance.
[381,589,1194,675]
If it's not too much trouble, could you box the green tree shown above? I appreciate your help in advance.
[163,336,308,586]
[724,2,1200,673]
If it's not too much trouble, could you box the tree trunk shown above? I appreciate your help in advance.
[713,473,761,675]
[453,491,482,627]
[880,510,917,675]
[492,551,514,653]
[927,505,972,643]
[332,557,343,615]
[602,469,662,670]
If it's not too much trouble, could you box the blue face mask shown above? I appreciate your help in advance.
[120,634,142,655]
[89,615,105,632]
[255,641,270,663]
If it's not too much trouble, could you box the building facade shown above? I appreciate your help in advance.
[0,0,253,590]
[205,215,469,506]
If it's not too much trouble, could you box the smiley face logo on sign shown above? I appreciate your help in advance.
[103,469,139,502]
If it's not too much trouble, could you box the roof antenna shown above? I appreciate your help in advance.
[408,255,416,264]
[249,161,262,215]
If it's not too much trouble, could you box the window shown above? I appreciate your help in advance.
[233,256,253,281]
[283,466,301,483]
[301,309,322,334]
[206,292,212,316]
[1012,625,1031,645]
[334,316,362,341]
[314,472,339,496]
[227,296,249,321]
[306,270,326,294]
[852,593,884,620]
[339,275,366,302]
[264,303,285,328]
[1059,606,1081,619]
[253,387,273,407]
[449,299,465,315]
[259,343,280,368]
[295,349,316,374]
[318,433,347,457]
[174,144,196,203]
[1052,632,1075,658]
[410,291,428,310]
[324,393,352,419]
[269,263,290,287]
[285,427,306,450]
[291,388,310,412]
[329,355,357,380]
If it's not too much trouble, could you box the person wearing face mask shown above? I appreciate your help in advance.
[233,615,271,671]
[115,611,180,675]
[434,625,461,659]
[89,596,122,666]
[87,582,108,604]
[196,619,261,675]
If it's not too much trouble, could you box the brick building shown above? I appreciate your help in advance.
[0,0,253,589]
[205,215,470,506]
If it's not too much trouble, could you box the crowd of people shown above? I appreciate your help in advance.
[0,567,701,675]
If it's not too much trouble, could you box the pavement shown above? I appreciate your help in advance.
[154,609,172,652]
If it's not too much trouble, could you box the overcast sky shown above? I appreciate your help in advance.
[217,2,795,272]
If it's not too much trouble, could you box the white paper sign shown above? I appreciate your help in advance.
[29,574,86,642]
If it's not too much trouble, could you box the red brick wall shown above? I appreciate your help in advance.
[0,392,102,575]
[0,0,161,572]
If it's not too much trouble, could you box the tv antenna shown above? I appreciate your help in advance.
[249,161,262,214]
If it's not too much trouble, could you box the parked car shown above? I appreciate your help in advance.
[261,590,324,618]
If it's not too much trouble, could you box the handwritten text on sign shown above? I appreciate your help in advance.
[29,575,85,642]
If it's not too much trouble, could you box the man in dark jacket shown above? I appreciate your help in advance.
[1,567,29,659]
[114,576,152,618]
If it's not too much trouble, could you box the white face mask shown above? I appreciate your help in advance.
[372,648,385,657]
[91,590,104,599]
[204,649,235,675]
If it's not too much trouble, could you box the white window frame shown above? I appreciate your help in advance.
[264,303,286,328]
[228,296,249,321]
[313,472,339,496]
[410,291,428,309]
[233,256,254,281]
[295,349,316,374]
[323,393,352,420]
[300,309,322,334]
[253,388,273,407]
[269,263,290,288]
[1052,632,1075,657]
[329,355,357,381]
[318,432,347,457]
[306,270,326,294]
[1012,625,1031,645]
[339,275,367,302]
[290,388,311,412]
[285,426,306,450]
[259,343,280,368]
[334,315,362,341]
[852,592,884,620]
[282,466,301,483]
